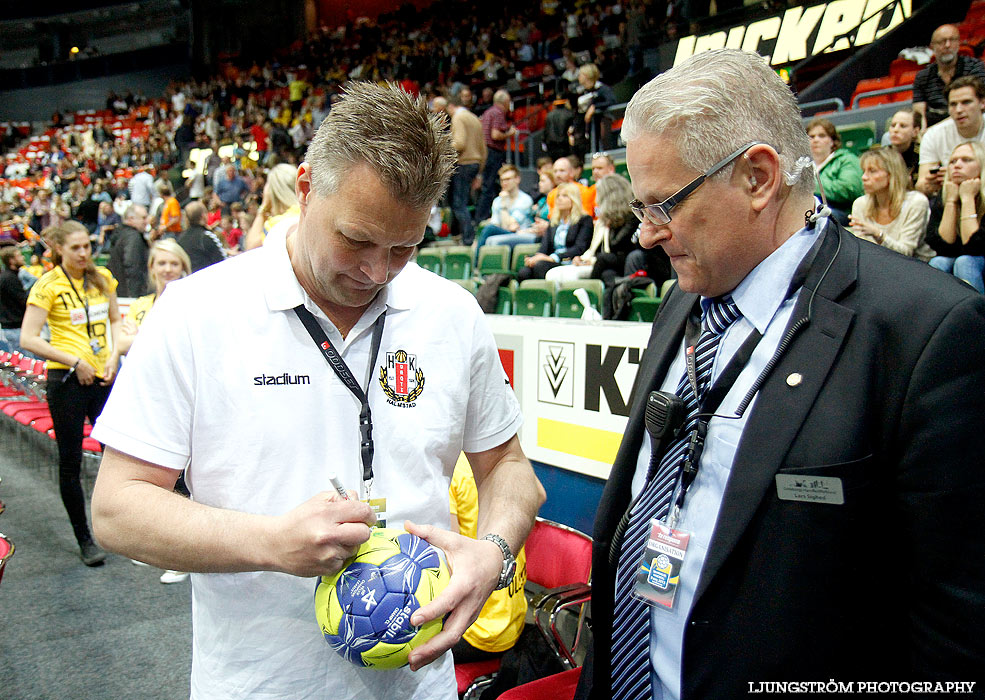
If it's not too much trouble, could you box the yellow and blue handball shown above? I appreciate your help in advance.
[314,528,450,669]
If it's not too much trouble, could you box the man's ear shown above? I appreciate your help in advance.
[741,145,782,213]
[296,162,312,210]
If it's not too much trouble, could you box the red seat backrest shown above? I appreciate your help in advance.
[524,518,592,590]
[897,70,919,86]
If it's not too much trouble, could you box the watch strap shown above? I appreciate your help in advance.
[480,533,516,590]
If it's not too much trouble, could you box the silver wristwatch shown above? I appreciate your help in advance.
[481,533,516,590]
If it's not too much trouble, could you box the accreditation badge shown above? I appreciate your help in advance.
[633,519,691,611]
[362,497,388,529]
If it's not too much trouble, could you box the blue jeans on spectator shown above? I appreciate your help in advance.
[477,149,507,223]
[929,255,985,293]
[450,162,480,244]
[0,327,21,354]
[484,231,539,252]
[473,224,531,262]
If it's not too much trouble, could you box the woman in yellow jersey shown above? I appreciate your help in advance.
[112,238,191,357]
[449,456,528,662]
[244,162,300,250]
[20,221,121,566]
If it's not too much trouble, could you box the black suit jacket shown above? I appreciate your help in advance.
[576,224,985,699]
[178,225,226,273]
[107,224,149,297]
[538,214,593,260]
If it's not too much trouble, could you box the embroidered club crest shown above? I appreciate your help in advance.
[379,350,425,407]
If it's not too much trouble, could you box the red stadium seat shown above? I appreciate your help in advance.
[889,58,920,80]
[12,407,50,426]
[1,400,46,417]
[456,658,502,697]
[896,70,919,86]
[850,76,895,108]
[892,88,913,103]
[525,518,592,590]
[0,532,13,586]
[455,518,593,699]
[497,667,582,700]
[30,417,54,433]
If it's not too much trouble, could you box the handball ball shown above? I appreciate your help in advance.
[315,527,450,669]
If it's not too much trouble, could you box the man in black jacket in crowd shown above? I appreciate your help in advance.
[107,204,150,298]
[0,246,29,354]
[177,201,225,273]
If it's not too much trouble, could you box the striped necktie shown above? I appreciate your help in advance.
[610,295,741,700]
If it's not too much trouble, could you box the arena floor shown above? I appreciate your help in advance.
[0,443,192,699]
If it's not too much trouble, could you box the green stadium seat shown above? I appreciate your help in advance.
[837,121,877,157]
[415,249,443,275]
[629,297,662,322]
[452,278,477,294]
[512,243,541,276]
[496,282,516,314]
[660,279,676,298]
[477,245,510,277]
[442,246,472,280]
[515,280,555,317]
[555,279,604,318]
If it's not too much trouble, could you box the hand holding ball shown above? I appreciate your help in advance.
[314,528,449,669]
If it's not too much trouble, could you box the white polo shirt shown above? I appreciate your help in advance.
[93,233,522,700]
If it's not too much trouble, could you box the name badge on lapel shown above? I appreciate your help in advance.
[775,474,844,505]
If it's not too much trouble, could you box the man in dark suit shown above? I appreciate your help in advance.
[177,201,226,273]
[107,204,150,298]
[576,49,985,700]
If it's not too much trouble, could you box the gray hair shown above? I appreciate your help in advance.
[123,203,148,224]
[304,82,456,210]
[622,49,814,195]
[595,173,634,228]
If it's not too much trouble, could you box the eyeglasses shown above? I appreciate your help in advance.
[630,141,763,226]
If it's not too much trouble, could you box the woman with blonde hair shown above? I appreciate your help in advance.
[546,173,638,283]
[848,147,932,260]
[20,221,121,565]
[517,181,593,281]
[926,141,985,292]
[245,163,299,249]
[112,238,192,357]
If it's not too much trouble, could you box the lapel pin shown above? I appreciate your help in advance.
[786,372,803,387]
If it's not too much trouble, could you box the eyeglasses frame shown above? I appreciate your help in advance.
[630,141,765,226]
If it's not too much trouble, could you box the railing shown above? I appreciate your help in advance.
[850,85,913,110]
[800,98,846,116]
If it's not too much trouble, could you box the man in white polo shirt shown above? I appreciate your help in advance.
[917,75,985,196]
[90,83,545,700]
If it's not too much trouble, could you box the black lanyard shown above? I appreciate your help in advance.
[293,305,386,496]
[59,265,100,343]
[667,232,824,523]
